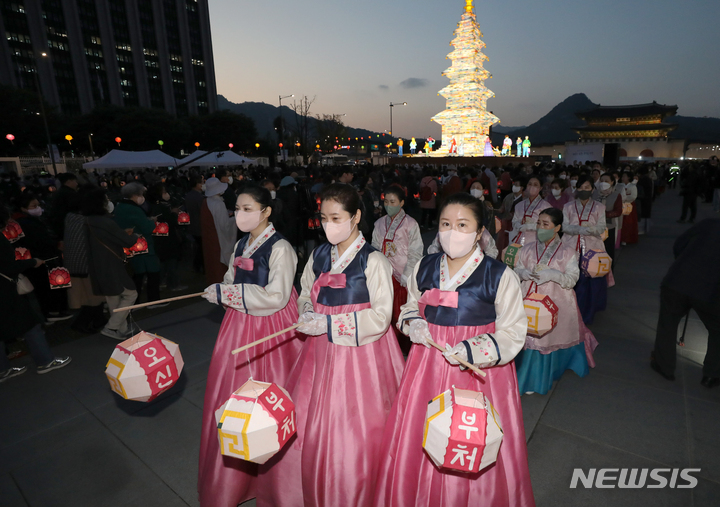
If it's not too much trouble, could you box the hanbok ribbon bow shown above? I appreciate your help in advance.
[419,288,459,308]
[317,272,346,289]
[233,257,254,271]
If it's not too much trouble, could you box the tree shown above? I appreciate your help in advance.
[290,96,315,163]
[315,114,347,152]
[187,110,258,153]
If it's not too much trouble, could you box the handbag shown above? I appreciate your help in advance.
[0,271,34,295]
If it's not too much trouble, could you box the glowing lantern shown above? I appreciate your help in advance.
[582,250,612,278]
[215,379,297,464]
[130,236,149,255]
[279,143,283,148]
[524,293,559,337]
[255,143,260,149]
[195,142,200,147]
[501,243,522,268]
[115,137,122,146]
[177,211,190,225]
[48,267,72,289]
[65,135,73,144]
[158,140,164,147]
[423,386,503,474]
[228,143,234,148]
[152,222,169,237]
[2,219,25,243]
[105,331,184,402]
[6,134,15,143]
[622,203,633,216]
[15,247,32,260]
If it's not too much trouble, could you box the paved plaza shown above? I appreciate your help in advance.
[1,188,718,507]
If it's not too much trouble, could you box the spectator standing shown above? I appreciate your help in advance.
[678,164,701,224]
[184,175,205,273]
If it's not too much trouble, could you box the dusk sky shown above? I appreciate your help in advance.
[209,0,720,138]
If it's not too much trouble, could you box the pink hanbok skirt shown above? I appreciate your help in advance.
[257,295,405,507]
[373,324,536,507]
[197,289,303,507]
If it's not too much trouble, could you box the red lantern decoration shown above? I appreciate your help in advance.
[14,247,32,261]
[314,218,321,229]
[228,143,234,149]
[115,137,122,146]
[152,222,169,237]
[194,142,200,147]
[2,219,25,243]
[177,212,190,225]
[130,236,149,255]
[48,267,72,289]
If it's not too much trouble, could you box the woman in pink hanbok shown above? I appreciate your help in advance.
[513,208,598,395]
[373,193,535,507]
[257,183,405,507]
[198,186,303,507]
[509,176,552,246]
[562,177,612,325]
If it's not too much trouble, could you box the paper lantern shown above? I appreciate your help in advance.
[215,379,296,464]
[581,250,612,278]
[622,202,633,216]
[524,293,559,337]
[152,222,169,237]
[15,247,32,261]
[177,211,190,225]
[48,266,72,289]
[105,331,184,402]
[130,236,149,255]
[2,219,25,243]
[502,243,522,268]
[423,387,503,474]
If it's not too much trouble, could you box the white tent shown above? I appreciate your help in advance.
[83,150,179,170]
[178,150,257,167]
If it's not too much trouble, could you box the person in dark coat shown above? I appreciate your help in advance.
[0,203,71,382]
[275,176,301,250]
[651,219,720,389]
[84,188,140,340]
[113,182,163,306]
[636,166,653,235]
[184,175,205,273]
[677,164,701,224]
[48,172,80,240]
[147,183,186,291]
[13,191,72,322]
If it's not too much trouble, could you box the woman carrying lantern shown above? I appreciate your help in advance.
[371,185,423,354]
[513,208,598,395]
[257,183,405,507]
[509,175,552,247]
[198,186,303,507]
[373,193,534,507]
[562,176,608,325]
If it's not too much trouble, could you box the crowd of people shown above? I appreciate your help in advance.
[1,154,719,506]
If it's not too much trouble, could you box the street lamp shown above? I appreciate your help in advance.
[278,94,294,161]
[389,102,407,137]
[34,52,58,175]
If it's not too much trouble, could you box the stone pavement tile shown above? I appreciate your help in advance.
[181,370,208,410]
[686,398,720,484]
[605,287,660,313]
[588,307,658,344]
[11,428,187,507]
[108,394,203,507]
[0,412,104,476]
[0,380,87,449]
[680,359,720,406]
[239,499,257,507]
[588,335,684,395]
[0,474,28,507]
[527,423,692,507]
[540,372,689,467]
[694,477,720,507]
[521,385,554,442]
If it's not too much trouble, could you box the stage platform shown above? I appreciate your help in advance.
[388,155,537,168]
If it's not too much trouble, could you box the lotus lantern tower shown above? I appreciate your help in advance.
[431,0,499,156]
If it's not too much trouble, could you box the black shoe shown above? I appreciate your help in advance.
[0,366,27,383]
[36,356,72,374]
[47,311,73,322]
[701,376,720,389]
[650,354,675,381]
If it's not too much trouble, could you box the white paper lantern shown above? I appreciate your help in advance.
[423,387,503,474]
[215,379,297,464]
[524,293,559,338]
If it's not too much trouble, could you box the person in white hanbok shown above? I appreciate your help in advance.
[509,175,552,246]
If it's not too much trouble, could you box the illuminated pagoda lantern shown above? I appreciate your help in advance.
[431,0,499,156]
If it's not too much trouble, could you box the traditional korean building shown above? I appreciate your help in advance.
[569,102,685,162]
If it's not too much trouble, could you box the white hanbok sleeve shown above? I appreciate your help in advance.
[623,185,638,203]
[511,203,524,233]
[218,240,298,316]
[464,268,527,367]
[397,260,423,335]
[327,251,394,347]
[558,251,580,289]
[403,222,424,284]
[297,249,317,315]
[562,208,583,235]
[222,240,241,285]
[481,229,499,259]
[586,207,607,237]
[427,233,441,255]
[513,252,533,281]
[371,219,383,251]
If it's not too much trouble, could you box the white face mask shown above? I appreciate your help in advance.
[512,185,522,194]
[439,229,477,259]
[228,177,233,185]
[598,182,612,192]
[270,190,276,199]
[551,189,562,198]
[106,200,114,214]
[570,180,578,188]
[559,174,567,180]
[27,207,44,217]
[470,188,484,200]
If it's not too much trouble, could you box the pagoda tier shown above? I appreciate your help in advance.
[431,1,499,156]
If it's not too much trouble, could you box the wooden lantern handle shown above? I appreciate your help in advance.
[231,324,301,355]
[427,338,487,378]
[112,292,206,312]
